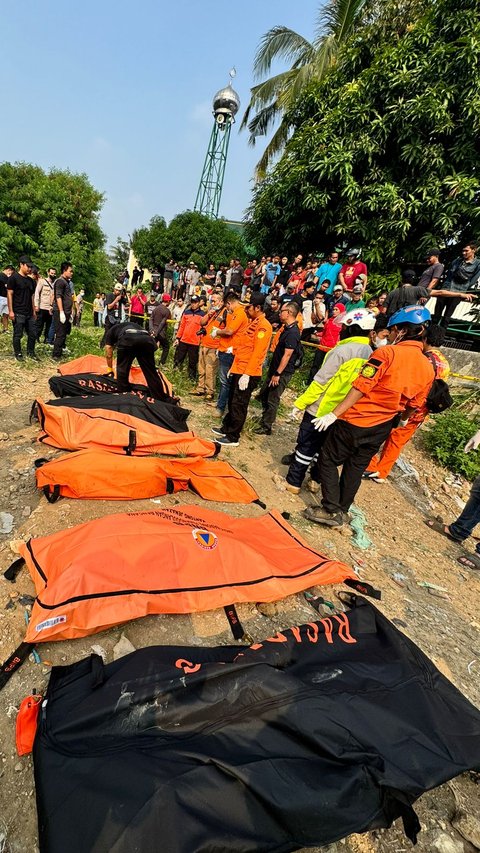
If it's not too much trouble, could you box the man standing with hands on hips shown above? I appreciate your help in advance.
[52,262,74,360]
[212,293,272,447]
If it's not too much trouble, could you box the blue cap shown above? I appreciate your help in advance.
[387,305,431,328]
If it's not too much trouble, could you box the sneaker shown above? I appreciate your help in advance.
[216,436,239,447]
[190,390,205,396]
[362,471,385,483]
[206,401,218,408]
[211,426,226,437]
[14,353,23,361]
[205,394,214,402]
[254,425,272,436]
[212,409,223,419]
[306,479,320,494]
[303,506,345,528]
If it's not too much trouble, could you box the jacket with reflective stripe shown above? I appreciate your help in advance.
[295,336,372,417]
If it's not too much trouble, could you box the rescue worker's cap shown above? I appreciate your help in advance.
[352,285,364,294]
[336,308,376,330]
[387,305,431,328]
[162,293,172,303]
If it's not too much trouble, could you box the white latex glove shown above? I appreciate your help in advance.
[464,429,480,453]
[398,418,409,428]
[312,412,337,432]
[210,327,219,339]
[289,406,301,422]
[59,311,66,324]
[238,374,250,391]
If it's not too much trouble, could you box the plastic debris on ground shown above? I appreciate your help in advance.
[0,513,14,534]
[348,504,373,550]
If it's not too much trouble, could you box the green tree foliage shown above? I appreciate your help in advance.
[241,0,366,179]
[424,409,480,481]
[107,236,131,281]
[0,162,109,290]
[131,212,246,271]
[246,0,480,265]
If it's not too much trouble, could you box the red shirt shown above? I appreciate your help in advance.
[340,261,367,292]
[319,318,341,349]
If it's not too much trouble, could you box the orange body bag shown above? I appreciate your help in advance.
[35,451,260,504]
[18,506,357,643]
[34,399,218,457]
[58,355,173,397]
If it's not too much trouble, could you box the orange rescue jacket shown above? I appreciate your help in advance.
[231,315,272,376]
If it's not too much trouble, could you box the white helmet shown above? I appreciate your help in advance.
[335,308,376,330]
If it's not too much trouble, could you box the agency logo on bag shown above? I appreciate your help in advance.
[192,528,218,551]
[35,615,67,633]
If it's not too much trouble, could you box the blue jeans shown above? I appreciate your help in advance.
[449,476,480,554]
[217,351,234,413]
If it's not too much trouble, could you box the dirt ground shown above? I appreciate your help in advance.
[0,353,479,853]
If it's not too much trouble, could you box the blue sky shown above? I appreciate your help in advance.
[3,0,319,248]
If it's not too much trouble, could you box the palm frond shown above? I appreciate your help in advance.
[240,70,298,130]
[253,26,315,79]
[314,0,367,43]
[247,102,282,144]
[254,119,292,181]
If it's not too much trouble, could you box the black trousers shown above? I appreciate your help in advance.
[309,348,327,382]
[319,417,396,514]
[116,338,169,401]
[13,313,37,356]
[258,372,291,429]
[156,335,170,365]
[52,313,72,358]
[222,374,260,442]
[432,296,461,328]
[36,309,52,342]
[174,342,199,380]
[286,412,328,488]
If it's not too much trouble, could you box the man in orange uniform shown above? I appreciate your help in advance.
[363,324,450,482]
[208,291,249,417]
[173,295,205,381]
[304,306,434,526]
[212,293,272,447]
[192,291,226,401]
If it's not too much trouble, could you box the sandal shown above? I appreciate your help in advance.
[457,554,480,571]
[423,519,461,543]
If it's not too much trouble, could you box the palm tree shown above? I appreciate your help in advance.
[241,0,367,180]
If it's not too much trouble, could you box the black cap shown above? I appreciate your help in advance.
[19,254,33,266]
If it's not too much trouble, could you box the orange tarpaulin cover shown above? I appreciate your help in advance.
[35,399,218,457]
[58,355,173,396]
[19,506,356,643]
[35,450,259,504]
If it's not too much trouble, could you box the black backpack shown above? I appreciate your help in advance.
[426,378,453,413]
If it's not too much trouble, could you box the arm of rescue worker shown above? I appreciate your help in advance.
[216,309,245,338]
[269,349,294,386]
[176,313,186,341]
[294,348,343,410]
[430,289,474,301]
[104,345,114,370]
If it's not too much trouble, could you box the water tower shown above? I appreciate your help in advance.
[194,70,240,219]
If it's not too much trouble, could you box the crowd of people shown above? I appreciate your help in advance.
[1,243,479,563]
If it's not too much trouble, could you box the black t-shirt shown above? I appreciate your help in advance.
[0,272,8,298]
[105,321,153,349]
[276,265,290,286]
[279,292,303,309]
[54,277,74,315]
[270,322,301,376]
[7,271,34,316]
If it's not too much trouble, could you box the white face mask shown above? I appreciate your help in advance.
[374,337,388,348]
